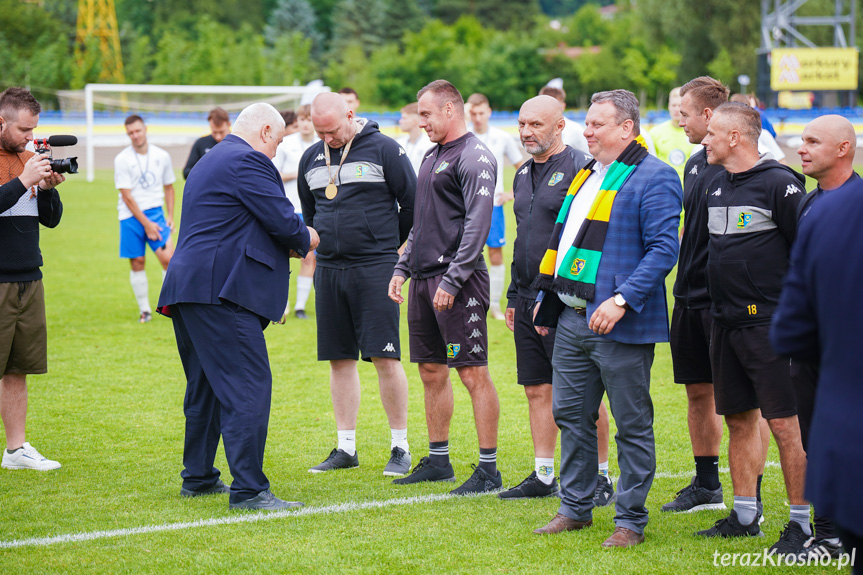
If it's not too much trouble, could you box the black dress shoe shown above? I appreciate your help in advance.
[180,479,230,498]
[229,489,304,511]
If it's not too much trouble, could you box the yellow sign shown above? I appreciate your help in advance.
[771,48,859,90]
[777,91,814,109]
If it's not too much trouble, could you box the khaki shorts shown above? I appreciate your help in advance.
[0,280,48,375]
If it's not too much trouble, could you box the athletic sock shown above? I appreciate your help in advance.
[337,430,356,456]
[295,276,313,311]
[428,441,449,467]
[390,428,409,453]
[489,264,505,311]
[734,496,759,526]
[478,447,497,475]
[790,505,813,536]
[536,457,555,485]
[695,456,721,491]
[756,474,763,502]
[598,461,609,478]
[129,270,150,313]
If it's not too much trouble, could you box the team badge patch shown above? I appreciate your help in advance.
[356,165,369,177]
[571,258,586,276]
[548,172,564,186]
[737,213,753,228]
[446,343,460,358]
[436,161,449,173]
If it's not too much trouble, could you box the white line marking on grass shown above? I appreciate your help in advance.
[0,493,452,550]
[0,461,784,550]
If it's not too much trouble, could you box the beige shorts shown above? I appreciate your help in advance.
[0,280,47,375]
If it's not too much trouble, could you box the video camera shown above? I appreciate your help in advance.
[33,135,79,174]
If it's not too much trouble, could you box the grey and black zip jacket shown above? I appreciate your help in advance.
[394,132,495,296]
[298,119,416,268]
[506,146,592,307]
[706,156,804,328]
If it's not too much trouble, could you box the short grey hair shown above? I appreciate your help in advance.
[714,102,761,146]
[591,89,640,136]
[232,103,285,134]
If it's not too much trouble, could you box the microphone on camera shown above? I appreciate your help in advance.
[46,135,78,147]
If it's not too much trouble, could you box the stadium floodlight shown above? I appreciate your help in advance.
[82,83,329,182]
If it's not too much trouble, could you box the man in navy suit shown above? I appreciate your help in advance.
[532,90,682,547]
[771,176,863,571]
[158,103,319,511]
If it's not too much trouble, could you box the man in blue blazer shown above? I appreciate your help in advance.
[532,90,682,547]
[158,103,319,511]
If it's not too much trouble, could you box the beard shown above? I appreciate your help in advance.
[0,129,25,153]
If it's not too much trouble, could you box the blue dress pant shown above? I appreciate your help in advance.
[171,302,272,504]
[552,307,656,535]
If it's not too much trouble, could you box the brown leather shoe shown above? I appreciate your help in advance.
[533,513,593,534]
[601,526,645,548]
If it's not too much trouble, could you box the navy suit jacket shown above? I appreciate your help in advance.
[771,177,863,533]
[159,134,310,322]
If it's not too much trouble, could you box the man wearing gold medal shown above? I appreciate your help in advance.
[298,92,417,477]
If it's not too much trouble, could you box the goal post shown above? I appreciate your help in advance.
[82,83,329,181]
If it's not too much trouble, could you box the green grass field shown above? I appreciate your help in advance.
[0,168,838,574]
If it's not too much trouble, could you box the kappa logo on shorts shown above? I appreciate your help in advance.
[435,161,449,173]
[466,298,480,307]
[737,213,753,228]
[356,165,370,177]
[548,172,564,186]
[447,343,461,358]
[468,313,482,323]
[477,186,491,197]
[315,153,326,161]
[571,258,586,276]
[469,344,484,354]
[479,170,493,181]
[382,342,396,352]
[469,329,482,338]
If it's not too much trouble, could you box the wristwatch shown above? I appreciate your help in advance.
[613,293,627,307]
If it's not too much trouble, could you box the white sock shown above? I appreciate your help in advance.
[489,264,505,311]
[536,457,555,485]
[391,428,409,453]
[295,276,313,311]
[337,430,356,456]
[599,460,609,477]
[129,270,150,313]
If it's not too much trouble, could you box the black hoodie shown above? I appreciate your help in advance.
[705,157,804,328]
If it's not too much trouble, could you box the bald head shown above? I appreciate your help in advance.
[311,92,356,149]
[798,114,857,189]
[519,95,566,161]
[232,102,284,158]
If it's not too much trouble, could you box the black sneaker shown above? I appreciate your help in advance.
[139,311,152,323]
[308,448,359,473]
[593,474,617,507]
[383,447,411,476]
[180,479,230,497]
[498,471,559,500]
[449,464,502,496]
[696,509,764,537]
[770,522,812,556]
[797,537,844,561]
[392,456,456,484]
[661,477,726,513]
[295,309,308,319]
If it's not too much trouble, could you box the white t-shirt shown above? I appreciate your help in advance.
[396,131,433,175]
[114,145,175,221]
[274,132,319,213]
[474,126,524,205]
[758,129,786,161]
[562,118,589,154]
[554,162,606,309]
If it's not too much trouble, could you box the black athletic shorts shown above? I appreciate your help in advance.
[670,303,713,384]
[407,269,489,367]
[514,295,555,386]
[314,262,401,362]
[710,323,797,419]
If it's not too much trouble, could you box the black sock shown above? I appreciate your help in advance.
[694,456,721,491]
[478,447,497,475]
[428,441,449,467]
[756,474,763,502]
[6,447,22,455]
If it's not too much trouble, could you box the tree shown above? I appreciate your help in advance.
[329,0,387,56]
[433,0,542,31]
[264,0,321,51]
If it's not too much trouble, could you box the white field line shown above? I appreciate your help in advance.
[0,461,782,550]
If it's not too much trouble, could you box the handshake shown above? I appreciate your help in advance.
[291,226,319,259]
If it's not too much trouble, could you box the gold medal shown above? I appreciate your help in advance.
[323,123,359,201]
[325,183,338,200]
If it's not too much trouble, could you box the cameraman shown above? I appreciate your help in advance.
[0,87,65,471]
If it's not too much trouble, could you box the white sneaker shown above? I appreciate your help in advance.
[2,442,61,470]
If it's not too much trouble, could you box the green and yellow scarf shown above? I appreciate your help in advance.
[531,136,649,301]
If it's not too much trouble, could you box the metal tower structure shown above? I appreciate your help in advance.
[758,0,857,106]
[75,0,126,84]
